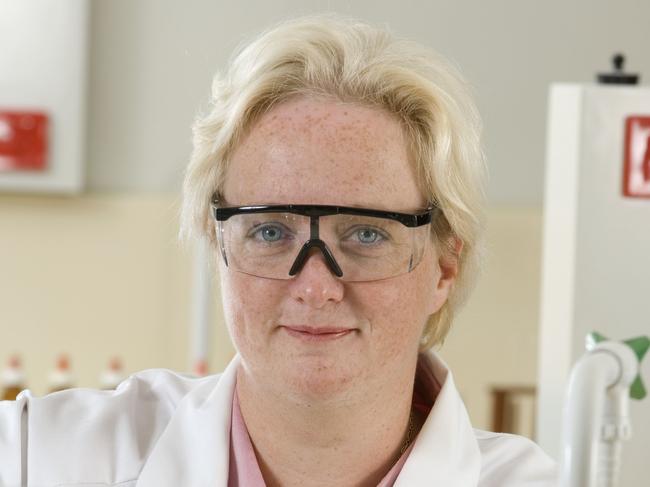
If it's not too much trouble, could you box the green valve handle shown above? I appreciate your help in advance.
[587,331,650,400]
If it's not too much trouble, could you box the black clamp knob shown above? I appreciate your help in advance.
[597,53,639,85]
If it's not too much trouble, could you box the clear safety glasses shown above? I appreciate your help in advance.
[210,196,439,282]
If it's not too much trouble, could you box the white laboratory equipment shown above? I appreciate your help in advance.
[537,78,650,485]
[560,333,649,487]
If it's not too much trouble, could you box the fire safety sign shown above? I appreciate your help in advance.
[623,116,650,198]
[0,111,49,172]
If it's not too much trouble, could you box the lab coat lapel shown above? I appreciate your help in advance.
[135,354,240,487]
[394,352,482,487]
[136,351,480,486]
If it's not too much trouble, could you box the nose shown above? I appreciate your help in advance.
[288,248,345,308]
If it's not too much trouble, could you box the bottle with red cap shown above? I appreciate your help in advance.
[1,355,26,401]
[48,354,74,393]
[193,358,208,377]
[99,357,125,390]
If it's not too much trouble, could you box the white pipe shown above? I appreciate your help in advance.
[560,351,618,487]
[560,342,639,487]
[190,238,212,375]
[597,381,632,486]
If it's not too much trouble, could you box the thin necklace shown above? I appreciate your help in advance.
[400,410,415,454]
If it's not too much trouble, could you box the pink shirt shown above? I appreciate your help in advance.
[228,358,440,487]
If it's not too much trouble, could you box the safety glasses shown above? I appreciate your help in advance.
[210,195,439,282]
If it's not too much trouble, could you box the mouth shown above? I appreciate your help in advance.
[281,325,356,342]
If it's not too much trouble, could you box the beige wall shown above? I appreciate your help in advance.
[0,194,541,432]
[441,206,542,430]
[0,193,234,395]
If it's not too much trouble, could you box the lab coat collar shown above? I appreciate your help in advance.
[136,351,481,486]
[394,351,481,486]
[135,354,241,486]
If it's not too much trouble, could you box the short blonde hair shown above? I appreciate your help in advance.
[181,14,486,349]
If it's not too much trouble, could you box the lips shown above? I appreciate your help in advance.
[281,325,355,342]
[284,325,353,334]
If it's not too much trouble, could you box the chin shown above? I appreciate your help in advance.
[282,355,363,401]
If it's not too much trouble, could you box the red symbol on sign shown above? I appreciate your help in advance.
[643,135,650,182]
[0,111,49,172]
[623,116,650,198]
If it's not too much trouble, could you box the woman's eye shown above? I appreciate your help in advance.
[355,228,384,244]
[253,225,285,242]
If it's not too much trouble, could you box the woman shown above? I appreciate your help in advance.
[0,14,556,487]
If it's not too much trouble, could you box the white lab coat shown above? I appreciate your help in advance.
[0,351,558,486]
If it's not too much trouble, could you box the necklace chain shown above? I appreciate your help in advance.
[400,410,415,454]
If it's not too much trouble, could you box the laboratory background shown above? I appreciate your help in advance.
[1,0,649,485]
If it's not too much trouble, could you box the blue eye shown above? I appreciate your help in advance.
[355,228,384,244]
[257,225,284,242]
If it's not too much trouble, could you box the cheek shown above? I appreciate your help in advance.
[416,245,443,315]
[354,267,437,354]
[219,271,284,348]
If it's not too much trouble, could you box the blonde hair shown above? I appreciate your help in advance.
[181,14,486,348]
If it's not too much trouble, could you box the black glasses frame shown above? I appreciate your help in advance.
[210,196,438,227]
[210,194,439,279]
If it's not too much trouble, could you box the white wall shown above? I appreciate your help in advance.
[85,0,650,205]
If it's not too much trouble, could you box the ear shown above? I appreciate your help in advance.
[428,237,463,315]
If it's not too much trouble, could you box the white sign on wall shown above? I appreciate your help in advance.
[0,0,89,194]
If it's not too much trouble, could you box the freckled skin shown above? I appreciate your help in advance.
[220,95,453,403]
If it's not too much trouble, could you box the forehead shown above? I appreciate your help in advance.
[223,96,427,211]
